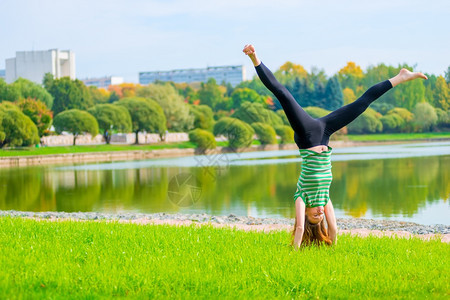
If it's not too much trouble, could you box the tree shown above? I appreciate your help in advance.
[0,79,20,102]
[213,117,254,149]
[0,102,39,148]
[413,102,437,132]
[88,104,132,144]
[445,66,450,84]
[385,107,414,132]
[380,114,404,133]
[53,109,99,145]
[433,76,449,110]
[137,83,193,131]
[10,78,54,108]
[230,88,265,109]
[274,61,308,85]
[231,102,283,127]
[251,122,277,145]
[324,76,344,111]
[338,62,364,92]
[16,98,53,137]
[49,77,94,115]
[89,86,110,105]
[304,106,331,118]
[198,78,225,111]
[189,105,214,131]
[342,88,356,105]
[115,97,166,144]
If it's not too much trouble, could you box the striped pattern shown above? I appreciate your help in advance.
[293,147,333,207]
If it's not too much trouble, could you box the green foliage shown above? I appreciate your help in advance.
[198,78,225,111]
[0,78,54,108]
[0,102,40,147]
[53,109,99,145]
[324,76,344,111]
[413,102,438,132]
[435,108,449,127]
[213,117,254,148]
[231,102,283,127]
[275,125,295,144]
[115,97,166,144]
[385,107,414,133]
[251,122,277,145]
[304,106,331,118]
[16,98,53,137]
[347,108,383,134]
[276,110,290,126]
[137,84,194,131]
[49,77,94,115]
[0,79,20,102]
[230,88,265,109]
[380,114,404,133]
[88,86,110,105]
[189,105,214,131]
[188,128,217,152]
[88,104,132,144]
[433,76,449,110]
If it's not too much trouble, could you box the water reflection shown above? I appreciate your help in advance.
[0,142,449,225]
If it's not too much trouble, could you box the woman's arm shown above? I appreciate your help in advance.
[324,200,338,245]
[293,196,306,250]
[242,44,261,66]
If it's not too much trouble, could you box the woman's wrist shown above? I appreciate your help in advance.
[249,54,261,67]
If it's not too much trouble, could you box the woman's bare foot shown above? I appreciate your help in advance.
[389,68,428,87]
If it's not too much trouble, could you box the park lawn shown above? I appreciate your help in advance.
[0,140,262,157]
[0,217,448,299]
[345,132,450,141]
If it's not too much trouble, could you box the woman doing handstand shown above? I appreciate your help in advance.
[243,44,427,249]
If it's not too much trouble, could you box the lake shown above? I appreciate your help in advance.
[1,141,449,225]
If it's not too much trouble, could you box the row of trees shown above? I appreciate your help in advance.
[0,63,448,149]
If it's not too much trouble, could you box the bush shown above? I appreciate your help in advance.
[413,102,438,132]
[274,125,294,144]
[304,106,331,118]
[435,108,450,128]
[213,117,254,149]
[347,108,383,134]
[189,129,216,152]
[0,102,40,148]
[251,122,277,145]
[380,114,404,133]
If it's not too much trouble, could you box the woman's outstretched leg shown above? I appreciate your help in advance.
[243,44,316,135]
[321,69,428,135]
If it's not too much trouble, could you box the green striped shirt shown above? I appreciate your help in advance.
[293,146,333,207]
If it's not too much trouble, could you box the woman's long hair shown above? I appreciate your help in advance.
[290,214,332,247]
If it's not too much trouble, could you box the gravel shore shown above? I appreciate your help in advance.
[1,210,448,235]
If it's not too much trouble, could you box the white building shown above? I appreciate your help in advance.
[5,49,75,84]
[139,65,245,86]
[82,76,124,89]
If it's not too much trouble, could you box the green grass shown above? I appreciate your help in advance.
[345,132,450,141]
[0,217,448,299]
[0,140,262,157]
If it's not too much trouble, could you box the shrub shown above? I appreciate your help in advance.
[347,108,383,134]
[413,102,438,132]
[251,122,277,145]
[190,105,214,131]
[380,114,405,133]
[0,102,40,148]
[304,106,331,118]
[189,129,216,152]
[231,102,283,127]
[213,117,254,149]
[274,125,294,144]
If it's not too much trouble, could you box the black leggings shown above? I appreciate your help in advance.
[255,62,393,149]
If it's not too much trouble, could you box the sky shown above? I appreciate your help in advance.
[0,0,449,83]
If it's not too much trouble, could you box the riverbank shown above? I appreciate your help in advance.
[1,137,449,167]
[2,210,449,242]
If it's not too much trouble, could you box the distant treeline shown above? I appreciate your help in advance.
[0,62,449,149]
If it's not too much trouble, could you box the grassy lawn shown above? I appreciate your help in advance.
[0,132,448,157]
[0,217,448,299]
[345,132,450,141]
